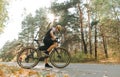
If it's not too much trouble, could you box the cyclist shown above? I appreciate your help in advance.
[43,24,62,68]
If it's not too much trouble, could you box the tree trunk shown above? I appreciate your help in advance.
[94,25,97,59]
[100,25,108,58]
[86,0,92,55]
[102,34,108,58]
[78,4,88,54]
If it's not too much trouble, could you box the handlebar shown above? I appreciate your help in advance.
[33,39,40,46]
[55,38,60,43]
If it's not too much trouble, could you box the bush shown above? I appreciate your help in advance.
[71,52,95,63]
[71,52,85,63]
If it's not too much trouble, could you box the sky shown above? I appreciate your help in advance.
[0,0,53,48]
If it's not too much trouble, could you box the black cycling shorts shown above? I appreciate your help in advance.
[43,38,54,48]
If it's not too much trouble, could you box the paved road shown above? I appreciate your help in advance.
[1,62,120,77]
[60,63,120,77]
[34,63,120,77]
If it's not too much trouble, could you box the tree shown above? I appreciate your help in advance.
[0,40,21,61]
[0,0,8,33]
[77,3,88,54]
[84,0,92,55]
[99,23,108,58]
[91,20,99,59]
[34,8,48,39]
[19,14,36,46]
[19,8,48,46]
[90,0,109,59]
[90,0,120,59]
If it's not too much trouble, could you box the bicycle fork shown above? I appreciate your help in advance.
[54,48,61,58]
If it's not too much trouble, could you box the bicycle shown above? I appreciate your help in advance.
[17,31,71,69]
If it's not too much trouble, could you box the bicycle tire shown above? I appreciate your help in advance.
[17,47,40,69]
[50,47,71,68]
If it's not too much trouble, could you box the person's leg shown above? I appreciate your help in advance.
[47,42,58,52]
[44,43,58,68]
[44,57,53,68]
[44,42,58,55]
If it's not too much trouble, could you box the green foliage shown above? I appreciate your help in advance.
[71,52,95,63]
[51,0,79,26]
[51,0,79,13]
[0,0,8,33]
[71,52,86,63]
[100,18,120,52]
[19,14,36,45]
[50,0,81,48]
[19,8,48,45]
[91,20,99,29]
[0,40,21,61]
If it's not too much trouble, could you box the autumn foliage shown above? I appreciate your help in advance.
[0,64,69,77]
[0,64,39,77]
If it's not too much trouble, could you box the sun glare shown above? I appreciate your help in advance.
[47,13,55,22]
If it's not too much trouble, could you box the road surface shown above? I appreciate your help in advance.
[1,62,120,77]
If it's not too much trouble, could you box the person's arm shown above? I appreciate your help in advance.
[50,30,56,40]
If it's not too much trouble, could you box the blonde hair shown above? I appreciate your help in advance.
[56,25,62,31]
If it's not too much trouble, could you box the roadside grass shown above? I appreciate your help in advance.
[70,51,120,64]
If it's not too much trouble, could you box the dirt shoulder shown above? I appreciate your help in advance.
[0,64,70,77]
[82,57,120,64]
[0,64,40,77]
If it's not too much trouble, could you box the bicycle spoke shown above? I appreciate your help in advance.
[50,47,71,68]
[17,47,40,69]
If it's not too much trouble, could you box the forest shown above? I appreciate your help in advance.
[0,0,120,63]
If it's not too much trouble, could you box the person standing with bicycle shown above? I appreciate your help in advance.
[43,24,62,68]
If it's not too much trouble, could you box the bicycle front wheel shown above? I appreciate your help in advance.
[17,47,40,69]
[50,47,71,68]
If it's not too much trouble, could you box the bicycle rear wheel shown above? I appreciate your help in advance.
[50,47,71,68]
[17,47,40,69]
